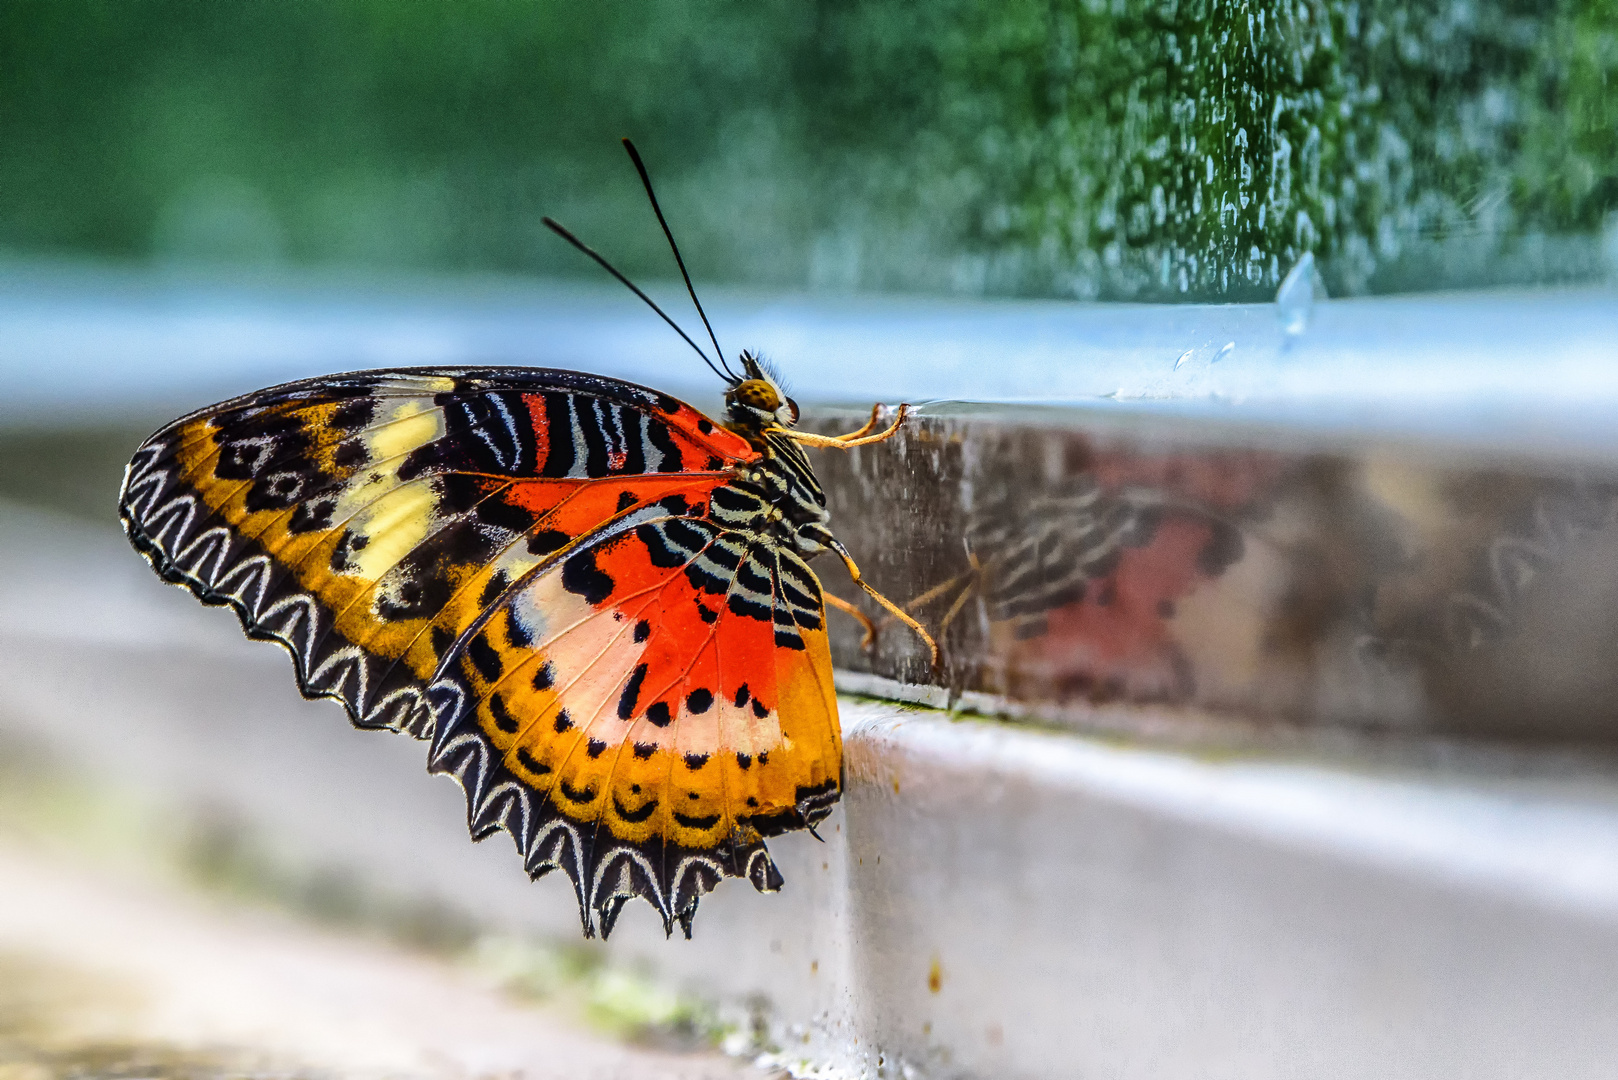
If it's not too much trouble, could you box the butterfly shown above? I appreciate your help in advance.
[117,139,936,939]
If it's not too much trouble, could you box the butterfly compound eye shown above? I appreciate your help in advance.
[734,379,781,412]
[785,396,800,424]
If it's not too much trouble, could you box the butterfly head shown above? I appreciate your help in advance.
[725,350,800,434]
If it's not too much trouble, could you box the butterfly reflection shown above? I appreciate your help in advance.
[896,441,1270,708]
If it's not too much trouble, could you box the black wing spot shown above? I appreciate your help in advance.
[287,496,336,534]
[561,548,614,605]
[616,490,638,513]
[697,417,714,434]
[475,493,535,533]
[757,750,769,765]
[613,795,658,823]
[675,811,720,829]
[487,693,519,734]
[617,663,648,720]
[375,576,451,622]
[633,742,658,759]
[467,637,503,681]
[333,438,367,470]
[657,394,681,413]
[559,779,596,803]
[438,473,483,514]
[586,739,608,759]
[553,709,573,733]
[479,571,511,609]
[527,529,571,557]
[733,683,750,707]
[646,701,672,728]
[430,625,455,658]
[633,619,651,643]
[504,607,533,648]
[533,661,555,691]
[686,688,714,714]
[697,600,720,624]
[746,796,759,807]
[736,752,752,769]
[214,439,272,480]
[752,698,770,719]
[330,398,376,430]
[684,752,710,770]
[515,748,551,775]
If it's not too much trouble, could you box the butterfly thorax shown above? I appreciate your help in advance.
[721,359,834,559]
[720,437,833,558]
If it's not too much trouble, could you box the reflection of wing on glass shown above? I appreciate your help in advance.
[902,463,1258,706]
[909,478,1172,637]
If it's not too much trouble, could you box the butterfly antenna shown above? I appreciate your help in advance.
[620,138,737,382]
[541,216,734,385]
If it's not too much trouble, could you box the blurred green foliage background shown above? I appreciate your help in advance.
[1,0,1614,301]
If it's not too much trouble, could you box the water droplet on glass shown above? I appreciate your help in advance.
[1213,341,1236,362]
[1276,251,1327,336]
[1174,348,1195,370]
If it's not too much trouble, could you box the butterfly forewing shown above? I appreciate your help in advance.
[119,366,841,935]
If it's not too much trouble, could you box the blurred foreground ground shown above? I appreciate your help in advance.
[0,835,754,1080]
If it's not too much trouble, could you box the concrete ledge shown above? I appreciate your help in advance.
[5,268,1618,1077]
[5,502,1618,1078]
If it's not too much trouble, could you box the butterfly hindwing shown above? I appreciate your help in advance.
[119,365,842,935]
[427,491,840,936]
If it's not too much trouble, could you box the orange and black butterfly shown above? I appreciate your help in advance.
[117,140,935,939]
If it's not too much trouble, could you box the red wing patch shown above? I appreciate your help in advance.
[119,366,840,936]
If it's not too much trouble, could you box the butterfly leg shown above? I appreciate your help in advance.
[828,538,941,670]
[824,591,879,650]
[774,404,910,449]
[833,402,885,442]
[935,553,985,638]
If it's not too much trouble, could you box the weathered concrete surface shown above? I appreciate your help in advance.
[0,838,752,1080]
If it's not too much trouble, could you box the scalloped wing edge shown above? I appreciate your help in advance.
[118,438,436,737]
[421,676,837,939]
